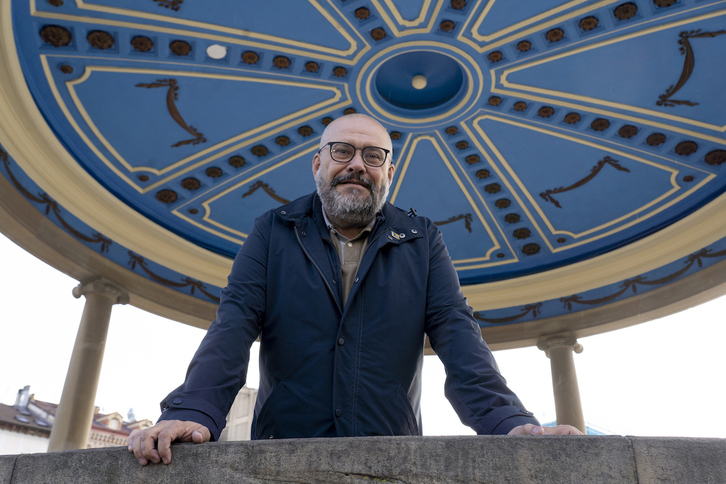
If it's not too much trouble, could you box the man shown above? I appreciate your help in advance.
[129,114,581,466]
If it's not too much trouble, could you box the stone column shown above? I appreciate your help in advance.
[48,280,129,452]
[537,335,586,434]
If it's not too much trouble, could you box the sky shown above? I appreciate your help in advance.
[1,231,725,438]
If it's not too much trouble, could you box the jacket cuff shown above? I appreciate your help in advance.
[477,405,541,435]
[158,395,228,441]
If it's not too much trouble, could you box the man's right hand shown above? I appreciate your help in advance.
[127,420,211,465]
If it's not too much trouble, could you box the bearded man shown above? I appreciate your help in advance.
[129,114,581,466]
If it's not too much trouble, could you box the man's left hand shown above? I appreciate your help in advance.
[507,424,583,435]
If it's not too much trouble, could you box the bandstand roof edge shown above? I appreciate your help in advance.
[2,0,726,345]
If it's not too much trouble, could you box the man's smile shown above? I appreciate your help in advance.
[332,174,372,191]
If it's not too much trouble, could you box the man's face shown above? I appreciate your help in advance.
[313,116,395,227]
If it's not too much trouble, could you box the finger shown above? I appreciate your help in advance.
[507,424,538,435]
[191,426,211,444]
[131,430,150,465]
[127,429,138,451]
[157,429,175,465]
[140,432,162,465]
[542,425,584,435]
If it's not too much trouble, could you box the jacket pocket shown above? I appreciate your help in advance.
[254,382,288,439]
[393,386,420,435]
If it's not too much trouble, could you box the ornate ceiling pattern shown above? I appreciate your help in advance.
[2,0,726,333]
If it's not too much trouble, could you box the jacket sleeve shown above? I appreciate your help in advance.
[156,215,270,440]
[422,220,540,435]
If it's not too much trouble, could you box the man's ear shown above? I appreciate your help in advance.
[386,162,396,186]
[312,152,321,179]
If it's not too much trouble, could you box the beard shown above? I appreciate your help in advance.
[316,170,390,228]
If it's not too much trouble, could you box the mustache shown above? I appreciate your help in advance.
[330,172,373,191]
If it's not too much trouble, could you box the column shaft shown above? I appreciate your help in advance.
[48,280,128,451]
[538,336,586,434]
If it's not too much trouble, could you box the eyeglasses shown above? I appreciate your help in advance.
[318,142,390,167]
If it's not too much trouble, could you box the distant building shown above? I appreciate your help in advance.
[219,386,258,442]
[0,386,153,455]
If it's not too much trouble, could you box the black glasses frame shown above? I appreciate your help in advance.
[318,142,391,167]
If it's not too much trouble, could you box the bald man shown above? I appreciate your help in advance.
[129,114,580,466]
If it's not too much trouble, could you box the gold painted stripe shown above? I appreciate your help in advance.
[467,115,715,253]
[381,0,433,26]
[69,0,361,56]
[460,0,726,53]
[1,4,231,286]
[498,7,726,133]
[199,145,319,239]
[372,0,444,36]
[471,0,613,43]
[31,0,371,65]
[390,134,502,266]
[357,42,483,125]
[61,64,343,179]
[434,128,519,264]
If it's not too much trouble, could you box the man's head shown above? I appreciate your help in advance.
[313,114,395,229]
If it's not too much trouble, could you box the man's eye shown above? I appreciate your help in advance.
[334,147,352,155]
[365,150,384,161]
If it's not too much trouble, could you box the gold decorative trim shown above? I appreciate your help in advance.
[357,42,483,126]
[498,8,726,133]
[48,60,346,192]
[181,144,320,242]
[5,0,726,315]
[379,0,434,27]
[389,134,508,268]
[371,0,444,36]
[460,0,621,51]
[0,1,231,286]
[31,0,371,65]
[467,115,710,250]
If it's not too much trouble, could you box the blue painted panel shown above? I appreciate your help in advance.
[72,70,339,171]
[72,0,354,51]
[202,154,315,238]
[390,136,498,260]
[505,17,726,126]
[475,0,580,37]
[479,120,679,235]
[387,0,428,22]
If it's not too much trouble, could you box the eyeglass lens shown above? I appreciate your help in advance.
[330,142,386,167]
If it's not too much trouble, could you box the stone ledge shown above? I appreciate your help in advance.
[1,436,724,484]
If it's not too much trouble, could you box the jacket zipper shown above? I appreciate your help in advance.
[294,225,343,314]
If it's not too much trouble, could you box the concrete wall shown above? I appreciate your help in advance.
[0,436,724,484]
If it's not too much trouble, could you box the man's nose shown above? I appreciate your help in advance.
[347,150,367,172]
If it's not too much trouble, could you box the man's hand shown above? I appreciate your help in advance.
[127,420,211,465]
[507,424,584,436]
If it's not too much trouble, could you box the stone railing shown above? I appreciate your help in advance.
[1,436,724,483]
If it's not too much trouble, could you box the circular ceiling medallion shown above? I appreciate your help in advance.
[375,51,463,109]
[357,42,482,126]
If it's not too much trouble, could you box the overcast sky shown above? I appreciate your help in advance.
[1,232,724,438]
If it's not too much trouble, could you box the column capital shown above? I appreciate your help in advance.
[537,334,583,358]
[72,279,129,305]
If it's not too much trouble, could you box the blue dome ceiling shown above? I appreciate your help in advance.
[2,0,726,333]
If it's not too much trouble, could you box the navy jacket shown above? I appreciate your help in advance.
[159,192,539,439]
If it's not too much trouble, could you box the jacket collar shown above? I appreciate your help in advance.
[275,192,422,245]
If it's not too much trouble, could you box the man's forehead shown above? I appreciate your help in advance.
[322,115,391,148]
